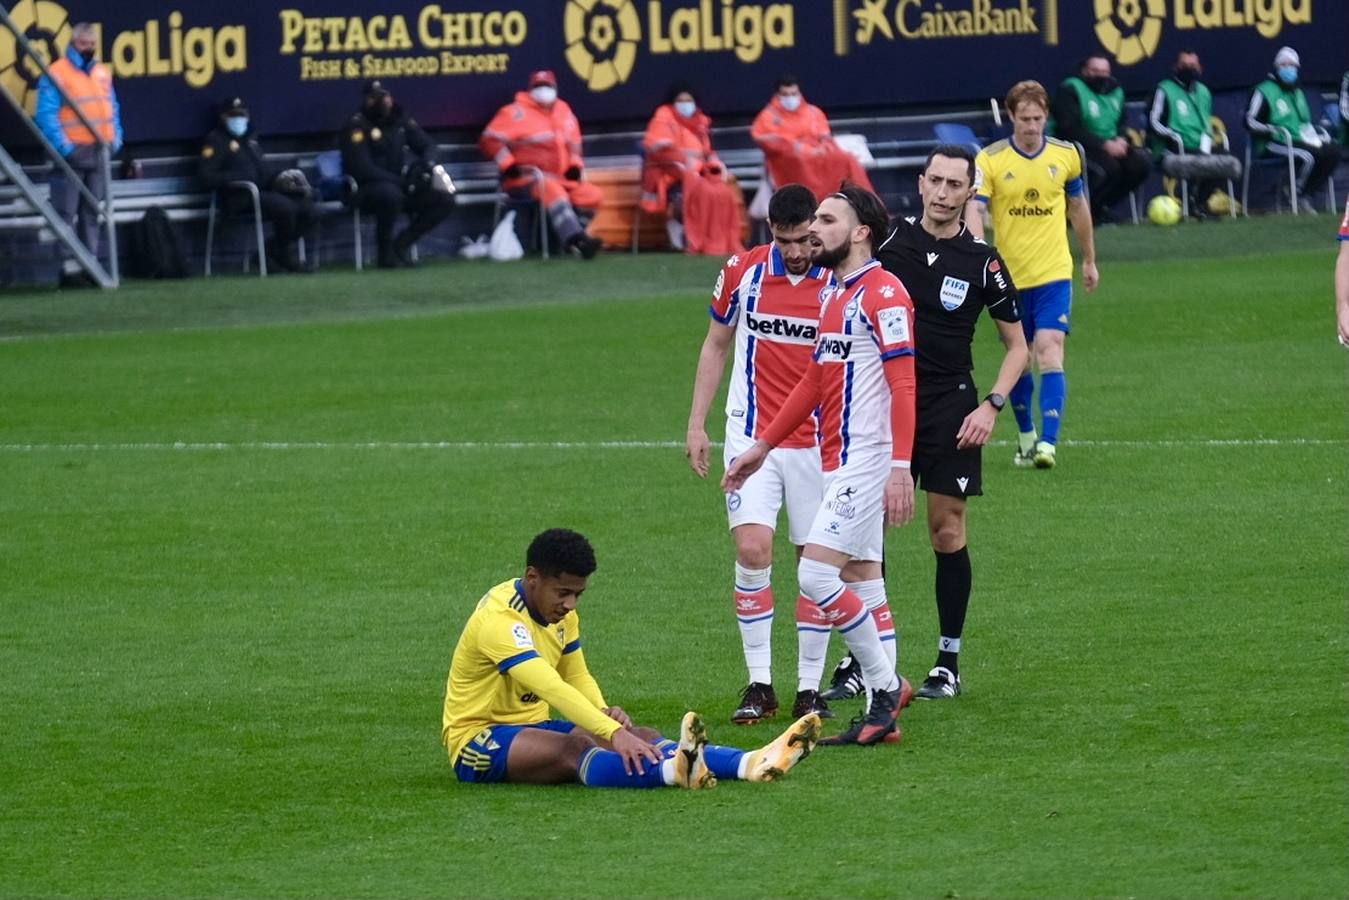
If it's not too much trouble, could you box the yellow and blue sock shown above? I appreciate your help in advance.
[1040,370,1066,444]
[1010,371,1036,435]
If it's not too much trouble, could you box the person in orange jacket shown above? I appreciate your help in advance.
[480,70,603,259]
[751,75,874,202]
[641,82,744,256]
[35,22,122,287]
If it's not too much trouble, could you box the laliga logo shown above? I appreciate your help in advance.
[564,0,641,91]
[0,0,70,113]
[1093,0,1164,66]
[0,0,245,113]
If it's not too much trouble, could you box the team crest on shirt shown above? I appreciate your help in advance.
[1048,165,1059,178]
[940,276,970,311]
[511,623,534,649]
[556,624,566,641]
[844,297,860,319]
[727,491,742,511]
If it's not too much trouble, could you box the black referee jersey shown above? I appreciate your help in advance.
[875,216,1021,385]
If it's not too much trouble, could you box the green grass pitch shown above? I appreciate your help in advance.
[1,214,1345,898]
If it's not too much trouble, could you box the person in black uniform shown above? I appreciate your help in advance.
[199,97,316,273]
[822,144,1029,703]
[339,79,456,268]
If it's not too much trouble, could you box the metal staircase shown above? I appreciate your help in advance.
[0,3,117,288]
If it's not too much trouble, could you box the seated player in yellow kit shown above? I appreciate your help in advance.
[442,528,821,788]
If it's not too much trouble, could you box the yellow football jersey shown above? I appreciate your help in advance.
[974,137,1084,290]
[442,579,615,762]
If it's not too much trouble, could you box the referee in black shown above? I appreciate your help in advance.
[860,144,1029,700]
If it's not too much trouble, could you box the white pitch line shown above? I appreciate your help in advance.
[0,438,1340,452]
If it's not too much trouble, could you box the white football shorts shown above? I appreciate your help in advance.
[722,428,822,546]
[804,451,890,562]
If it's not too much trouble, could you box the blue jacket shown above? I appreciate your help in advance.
[35,44,123,157]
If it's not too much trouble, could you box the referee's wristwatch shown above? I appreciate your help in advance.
[984,392,1006,412]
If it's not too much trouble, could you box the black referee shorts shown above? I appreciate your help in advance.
[912,379,982,499]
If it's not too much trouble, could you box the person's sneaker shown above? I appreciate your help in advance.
[1014,431,1038,467]
[567,233,602,259]
[1033,440,1057,469]
[672,711,716,789]
[819,676,913,746]
[730,682,779,725]
[1296,196,1319,216]
[791,689,834,719]
[742,713,821,781]
[914,666,961,700]
[665,217,685,251]
[820,655,864,701]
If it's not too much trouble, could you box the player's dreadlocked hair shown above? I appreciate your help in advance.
[831,182,890,256]
[527,529,598,578]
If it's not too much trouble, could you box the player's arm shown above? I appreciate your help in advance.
[1335,239,1349,347]
[1067,191,1098,293]
[686,319,735,478]
[555,633,608,709]
[875,294,916,527]
[506,656,623,740]
[720,362,822,492]
[966,153,991,240]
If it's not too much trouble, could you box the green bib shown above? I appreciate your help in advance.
[1150,78,1212,155]
[1062,77,1124,141]
[1253,78,1312,155]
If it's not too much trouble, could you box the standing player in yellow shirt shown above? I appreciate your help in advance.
[967,81,1099,469]
[442,528,820,787]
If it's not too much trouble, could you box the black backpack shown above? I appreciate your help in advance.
[128,206,188,279]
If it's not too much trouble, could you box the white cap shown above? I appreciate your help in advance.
[1273,46,1300,68]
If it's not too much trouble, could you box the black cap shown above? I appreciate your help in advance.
[222,96,248,116]
[363,79,390,98]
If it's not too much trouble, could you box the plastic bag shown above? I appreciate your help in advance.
[489,211,524,261]
[459,235,491,259]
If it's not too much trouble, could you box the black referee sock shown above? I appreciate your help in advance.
[934,546,971,674]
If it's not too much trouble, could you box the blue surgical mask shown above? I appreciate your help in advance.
[674,100,696,119]
[779,94,801,112]
[1276,65,1298,84]
[225,116,248,137]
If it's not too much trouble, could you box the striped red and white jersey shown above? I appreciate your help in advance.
[812,260,916,471]
[710,243,832,449]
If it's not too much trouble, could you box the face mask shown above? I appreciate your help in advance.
[78,48,95,64]
[1276,65,1298,85]
[779,94,801,112]
[1085,75,1117,94]
[674,100,696,119]
[531,86,557,106]
[225,117,248,137]
[1175,66,1200,87]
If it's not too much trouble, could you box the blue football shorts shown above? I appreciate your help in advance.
[453,720,576,784]
[1019,279,1072,341]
